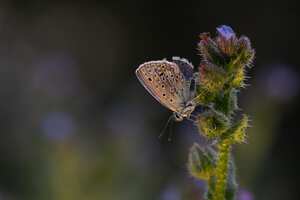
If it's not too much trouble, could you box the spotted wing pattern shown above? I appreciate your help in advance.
[135,60,187,113]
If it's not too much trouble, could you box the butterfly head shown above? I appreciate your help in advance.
[174,100,196,121]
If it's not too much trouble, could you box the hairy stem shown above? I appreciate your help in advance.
[206,176,216,200]
[212,139,231,200]
[225,159,237,200]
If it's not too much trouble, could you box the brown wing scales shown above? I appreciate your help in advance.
[136,60,186,113]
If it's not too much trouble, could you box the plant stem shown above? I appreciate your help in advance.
[212,139,231,200]
[206,176,216,200]
[225,159,237,200]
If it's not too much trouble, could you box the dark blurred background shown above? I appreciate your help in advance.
[0,0,299,199]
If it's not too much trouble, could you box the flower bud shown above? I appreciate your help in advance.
[226,36,255,78]
[198,33,225,65]
[196,110,230,139]
[188,143,216,180]
[224,114,250,144]
[216,25,238,56]
[236,36,255,67]
[197,25,255,90]
[199,62,227,92]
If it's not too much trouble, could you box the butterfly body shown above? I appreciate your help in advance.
[135,57,196,121]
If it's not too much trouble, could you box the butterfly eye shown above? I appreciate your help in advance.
[186,101,194,107]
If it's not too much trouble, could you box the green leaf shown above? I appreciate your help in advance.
[214,89,239,117]
[187,143,216,180]
[223,114,250,144]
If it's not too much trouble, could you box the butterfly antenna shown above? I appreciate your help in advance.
[159,115,174,139]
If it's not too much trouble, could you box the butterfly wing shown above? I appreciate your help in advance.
[172,57,194,80]
[135,60,187,113]
[172,57,195,102]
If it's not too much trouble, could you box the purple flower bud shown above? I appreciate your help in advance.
[215,25,238,57]
[217,25,236,40]
[198,33,225,64]
[197,25,254,89]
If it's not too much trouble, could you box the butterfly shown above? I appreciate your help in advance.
[135,57,197,121]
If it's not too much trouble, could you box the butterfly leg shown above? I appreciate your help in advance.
[159,114,174,139]
[173,112,184,122]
